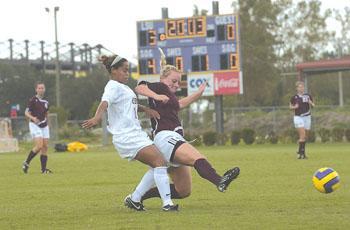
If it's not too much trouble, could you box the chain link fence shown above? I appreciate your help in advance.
[8,113,58,143]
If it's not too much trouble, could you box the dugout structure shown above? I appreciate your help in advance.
[296,57,350,107]
[0,118,19,153]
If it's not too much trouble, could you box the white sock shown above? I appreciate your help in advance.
[153,166,173,207]
[131,168,155,202]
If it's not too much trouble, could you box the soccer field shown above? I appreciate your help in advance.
[1,143,349,229]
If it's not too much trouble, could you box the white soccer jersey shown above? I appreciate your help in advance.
[101,80,141,135]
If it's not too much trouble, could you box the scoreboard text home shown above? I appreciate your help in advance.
[137,14,243,96]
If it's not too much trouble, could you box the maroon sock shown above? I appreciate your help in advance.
[25,150,38,164]
[194,158,221,186]
[40,155,48,172]
[141,184,182,201]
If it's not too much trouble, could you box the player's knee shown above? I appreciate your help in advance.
[41,146,48,153]
[34,144,43,151]
[177,188,191,198]
[150,157,167,168]
[180,190,191,198]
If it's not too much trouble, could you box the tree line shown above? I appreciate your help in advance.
[0,0,349,121]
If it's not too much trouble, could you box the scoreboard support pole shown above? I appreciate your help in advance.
[215,95,224,135]
[212,1,225,141]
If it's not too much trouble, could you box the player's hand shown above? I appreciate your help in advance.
[144,108,160,119]
[294,103,299,109]
[308,100,315,107]
[154,94,169,103]
[198,81,207,94]
[82,117,99,129]
[32,117,40,124]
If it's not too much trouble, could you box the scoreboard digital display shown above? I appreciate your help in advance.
[137,14,243,96]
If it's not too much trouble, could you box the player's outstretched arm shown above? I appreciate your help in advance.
[138,105,160,119]
[82,101,108,129]
[179,81,206,109]
[135,84,169,103]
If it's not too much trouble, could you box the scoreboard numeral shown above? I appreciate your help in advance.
[139,59,156,74]
[148,59,156,74]
[139,30,157,47]
[192,55,208,72]
[230,54,237,69]
[188,18,196,35]
[175,56,184,72]
[220,53,238,70]
[167,20,176,37]
[148,30,157,46]
[217,24,235,41]
[196,17,205,35]
[177,20,185,36]
[227,24,234,40]
[166,17,206,38]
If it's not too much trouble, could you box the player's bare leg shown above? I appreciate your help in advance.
[168,166,192,198]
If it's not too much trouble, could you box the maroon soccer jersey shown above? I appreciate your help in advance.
[290,94,313,116]
[139,81,183,136]
[27,96,49,127]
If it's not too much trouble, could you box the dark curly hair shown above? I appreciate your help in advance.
[99,55,128,74]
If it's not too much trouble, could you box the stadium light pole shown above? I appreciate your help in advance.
[45,7,61,107]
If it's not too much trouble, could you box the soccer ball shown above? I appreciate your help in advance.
[312,167,340,194]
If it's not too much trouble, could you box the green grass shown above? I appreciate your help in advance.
[1,143,350,229]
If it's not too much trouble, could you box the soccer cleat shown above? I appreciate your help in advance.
[42,169,53,174]
[301,154,308,159]
[22,162,29,174]
[124,195,146,211]
[162,204,179,212]
[217,167,240,192]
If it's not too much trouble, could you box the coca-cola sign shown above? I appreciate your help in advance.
[214,71,241,95]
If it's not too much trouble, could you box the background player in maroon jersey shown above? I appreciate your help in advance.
[289,81,315,159]
[22,82,52,173]
[126,50,240,207]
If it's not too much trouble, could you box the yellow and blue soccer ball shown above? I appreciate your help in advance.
[312,167,340,194]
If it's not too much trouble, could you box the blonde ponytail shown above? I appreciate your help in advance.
[158,48,181,78]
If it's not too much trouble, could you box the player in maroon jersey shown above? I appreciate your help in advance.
[22,82,52,173]
[125,49,240,207]
[289,81,315,159]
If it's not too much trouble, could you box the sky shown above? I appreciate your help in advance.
[0,0,348,62]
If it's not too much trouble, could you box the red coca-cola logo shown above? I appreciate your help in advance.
[215,78,238,89]
[214,71,240,95]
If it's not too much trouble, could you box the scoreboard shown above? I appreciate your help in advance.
[137,14,243,96]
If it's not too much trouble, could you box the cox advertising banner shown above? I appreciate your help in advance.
[187,73,215,96]
[187,71,243,96]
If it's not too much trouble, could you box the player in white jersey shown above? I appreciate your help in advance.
[82,54,178,212]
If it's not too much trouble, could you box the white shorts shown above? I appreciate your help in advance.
[29,122,50,139]
[154,130,186,167]
[112,129,153,161]
[294,116,311,130]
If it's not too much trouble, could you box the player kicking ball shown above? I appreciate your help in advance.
[124,49,240,210]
